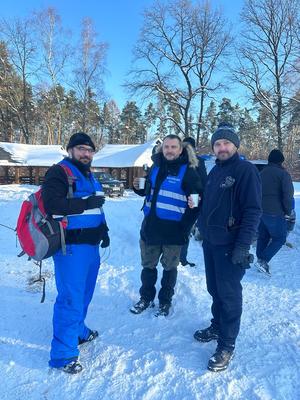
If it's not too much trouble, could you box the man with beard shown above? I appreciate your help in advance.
[42,132,110,374]
[194,123,262,372]
[130,134,203,317]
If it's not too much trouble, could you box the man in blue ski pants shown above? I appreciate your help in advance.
[42,132,110,374]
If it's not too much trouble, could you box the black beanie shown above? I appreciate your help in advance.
[211,122,240,149]
[268,149,284,164]
[183,137,196,148]
[66,132,95,151]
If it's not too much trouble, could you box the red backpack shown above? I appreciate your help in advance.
[16,164,75,262]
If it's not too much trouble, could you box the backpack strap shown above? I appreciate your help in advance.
[59,164,76,199]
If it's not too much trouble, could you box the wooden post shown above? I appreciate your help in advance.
[34,167,40,185]
[5,166,9,184]
[15,167,20,184]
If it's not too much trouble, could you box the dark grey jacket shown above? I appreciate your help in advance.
[260,163,294,216]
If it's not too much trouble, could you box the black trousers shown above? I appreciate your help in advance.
[139,240,181,305]
[202,240,245,350]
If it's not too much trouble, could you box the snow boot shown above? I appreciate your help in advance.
[130,298,155,314]
[181,260,196,267]
[207,347,234,372]
[194,325,219,342]
[60,359,83,374]
[155,303,171,317]
[255,259,271,276]
[78,330,99,345]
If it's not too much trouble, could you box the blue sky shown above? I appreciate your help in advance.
[2,0,244,110]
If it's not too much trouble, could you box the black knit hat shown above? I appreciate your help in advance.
[268,149,284,164]
[183,137,196,148]
[66,132,95,151]
[211,122,240,149]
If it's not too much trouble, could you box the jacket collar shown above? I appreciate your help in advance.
[268,162,283,169]
[215,151,240,167]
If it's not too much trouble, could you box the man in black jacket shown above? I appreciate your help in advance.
[255,149,294,276]
[180,136,207,266]
[194,123,262,372]
[130,134,203,317]
[42,132,110,374]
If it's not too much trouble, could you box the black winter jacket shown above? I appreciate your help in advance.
[197,156,208,186]
[260,163,294,216]
[198,152,262,247]
[135,147,203,245]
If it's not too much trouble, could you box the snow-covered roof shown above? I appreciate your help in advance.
[0,142,67,166]
[92,140,159,168]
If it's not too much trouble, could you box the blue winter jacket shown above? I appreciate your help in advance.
[198,152,262,246]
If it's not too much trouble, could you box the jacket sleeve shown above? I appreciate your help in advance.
[235,164,262,247]
[281,171,294,215]
[42,164,87,216]
[180,167,203,236]
[197,157,208,186]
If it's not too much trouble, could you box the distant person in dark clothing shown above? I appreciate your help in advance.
[179,137,207,267]
[255,149,294,276]
[130,135,203,317]
[194,122,262,372]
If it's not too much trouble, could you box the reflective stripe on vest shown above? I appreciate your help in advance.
[56,160,106,229]
[143,164,188,221]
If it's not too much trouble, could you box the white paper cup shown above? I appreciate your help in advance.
[139,177,146,189]
[190,193,199,207]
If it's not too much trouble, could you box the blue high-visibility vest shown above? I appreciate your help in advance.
[57,159,106,229]
[143,164,188,221]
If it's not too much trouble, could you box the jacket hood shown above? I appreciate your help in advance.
[152,142,199,169]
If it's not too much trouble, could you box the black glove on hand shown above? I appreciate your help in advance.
[86,195,105,210]
[232,245,254,268]
[100,232,110,248]
[285,210,296,232]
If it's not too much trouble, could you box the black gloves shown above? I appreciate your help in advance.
[232,245,254,268]
[285,210,296,232]
[86,195,105,210]
[100,232,110,248]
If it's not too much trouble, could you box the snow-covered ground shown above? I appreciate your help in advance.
[0,184,299,400]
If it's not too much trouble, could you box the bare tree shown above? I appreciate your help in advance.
[34,7,71,144]
[0,17,36,143]
[233,0,300,150]
[191,2,232,145]
[127,0,231,144]
[72,17,107,132]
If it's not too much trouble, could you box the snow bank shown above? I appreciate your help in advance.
[0,184,299,400]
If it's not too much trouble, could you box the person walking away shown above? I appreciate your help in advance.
[194,122,262,372]
[255,149,294,276]
[42,132,110,374]
[130,135,203,317]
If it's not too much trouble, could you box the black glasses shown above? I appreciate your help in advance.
[74,146,95,154]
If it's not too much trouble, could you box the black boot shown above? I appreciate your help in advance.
[139,268,158,302]
[158,269,178,305]
[78,330,99,345]
[130,298,155,314]
[155,303,171,317]
[194,325,219,342]
[207,347,234,372]
[60,359,83,374]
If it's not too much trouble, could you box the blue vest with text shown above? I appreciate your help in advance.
[143,164,188,221]
[58,159,105,230]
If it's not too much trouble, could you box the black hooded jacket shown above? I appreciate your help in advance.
[134,146,203,245]
[260,162,294,216]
